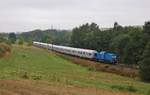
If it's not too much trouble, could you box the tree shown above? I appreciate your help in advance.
[71,23,101,49]
[8,33,16,44]
[42,35,52,43]
[110,34,130,63]
[144,21,150,35]
[113,22,122,31]
[139,42,150,82]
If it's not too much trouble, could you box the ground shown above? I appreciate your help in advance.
[0,80,139,95]
[0,45,150,95]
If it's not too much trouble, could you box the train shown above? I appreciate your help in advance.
[33,41,117,64]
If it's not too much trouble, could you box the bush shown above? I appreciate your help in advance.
[111,85,137,92]
[126,85,137,92]
[31,74,42,80]
[27,39,33,46]
[0,43,11,57]
[88,65,96,71]
[18,37,24,45]
[21,71,29,79]
[5,40,12,46]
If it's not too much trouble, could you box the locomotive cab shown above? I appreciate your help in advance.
[94,51,117,64]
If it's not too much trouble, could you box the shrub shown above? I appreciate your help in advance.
[5,40,12,46]
[111,85,137,92]
[111,85,125,91]
[88,65,96,71]
[21,71,29,79]
[0,47,5,56]
[0,43,11,57]
[18,37,24,45]
[126,85,137,92]
[27,40,33,46]
[31,74,42,80]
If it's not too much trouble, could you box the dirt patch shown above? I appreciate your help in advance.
[0,80,139,95]
[54,52,139,78]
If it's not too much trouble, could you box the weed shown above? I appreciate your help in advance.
[21,72,29,79]
[111,85,137,92]
[126,85,137,92]
[31,74,42,80]
[111,85,125,91]
[88,66,96,71]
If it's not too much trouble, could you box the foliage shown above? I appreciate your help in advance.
[42,35,52,43]
[0,43,11,57]
[20,29,71,46]
[111,85,137,92]
[8,33,16,44]
[110,34,130,63]
[139,42,150,82]
[144,21,150,35]
[27,39,33,46]
[18,37,24,45]
[71,21,149,66]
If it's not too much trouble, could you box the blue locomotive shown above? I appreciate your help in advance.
[94,51,117,64]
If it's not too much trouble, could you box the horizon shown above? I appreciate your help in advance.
[0,23,144,33]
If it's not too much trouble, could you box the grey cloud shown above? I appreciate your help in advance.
[0,0,150,32]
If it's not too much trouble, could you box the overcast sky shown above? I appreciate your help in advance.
[0,0,150,32]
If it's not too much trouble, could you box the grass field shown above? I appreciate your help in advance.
[0,45,150,95]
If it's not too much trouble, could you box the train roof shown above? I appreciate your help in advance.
[33,41,97,53]
[53,44,97,53]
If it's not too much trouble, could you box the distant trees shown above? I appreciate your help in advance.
[8,33,16,44]
[42,35,52,43]
[20,29,71,46]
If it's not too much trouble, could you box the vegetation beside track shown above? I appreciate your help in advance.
[54,52,139,78]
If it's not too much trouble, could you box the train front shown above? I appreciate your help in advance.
[94,51,117,64]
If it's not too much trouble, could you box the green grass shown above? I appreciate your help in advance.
[0,45,150,94]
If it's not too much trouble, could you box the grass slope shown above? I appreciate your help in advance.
[0,45,150,95]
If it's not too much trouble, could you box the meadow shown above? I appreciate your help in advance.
[0,45,150,95]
